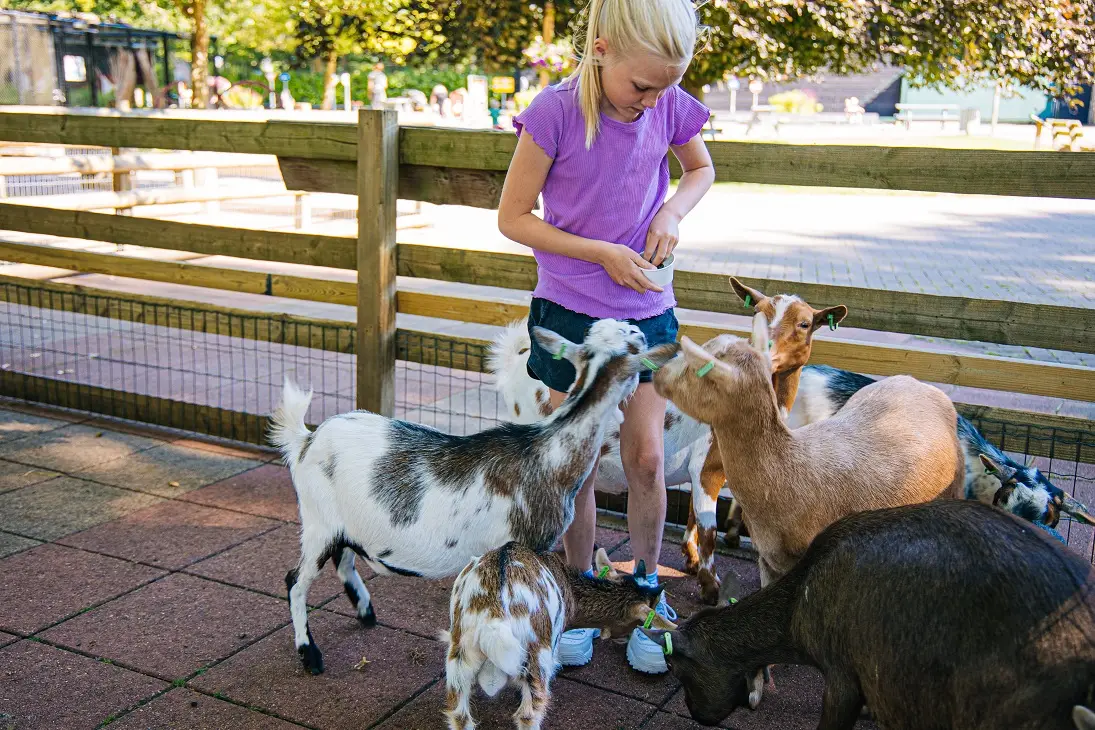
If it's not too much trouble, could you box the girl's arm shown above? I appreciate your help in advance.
[498,133,662,294]
[645,135,715,265]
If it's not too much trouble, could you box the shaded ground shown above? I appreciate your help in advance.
[0,400,881,730]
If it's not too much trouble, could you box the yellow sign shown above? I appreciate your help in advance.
[491,76,516,94]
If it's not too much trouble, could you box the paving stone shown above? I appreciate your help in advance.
[173,437,277,462]
[109,688,305,730]
[191,612,442,730]
[0,632,16,649]
[374,675,659,730]
[40,573,287,681]
[0,530,40,559]
[187,523,350,605]
[0,408,74,445]
[0,477,163,541]
[559,637,679,706]
[0,544,164,634]
[79,443,262,497]
[0,458,58,495]
[184,464,300,523]
[0,423,162,473]
[644,712,710,730]
[59,500,278,570]
[325,573,452,640]
[0,640,167,730]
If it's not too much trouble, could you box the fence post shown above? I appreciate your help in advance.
[356,109,399,416]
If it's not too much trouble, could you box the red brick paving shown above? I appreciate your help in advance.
[0,543,164,634]
[57,499,279,570]
[0,640,167,730]
[107,688,305,730]
[39,573,287,680]
[0,402,883,729]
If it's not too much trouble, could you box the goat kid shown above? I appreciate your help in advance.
[487,278,847,604]
[784,364,1095,530]
[643,501,1095,730]
[443,545,675,730]
[268,319,678,674]
[653,319,964,586]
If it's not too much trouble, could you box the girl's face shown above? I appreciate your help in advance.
[595,39,687,122]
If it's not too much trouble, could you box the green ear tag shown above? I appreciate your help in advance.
[744,295,752,308]
[553,343,566,361]
[663,633,673,656]
[729,597,738,604]
[643,610,656,630]
[597,565,611,579]
[828,313,837,331]
[640,357,659,371]
[767,340,773,349]
[696,361,714,378]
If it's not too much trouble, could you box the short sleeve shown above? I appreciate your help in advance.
[669,86,711,146]
[514,88,565,159]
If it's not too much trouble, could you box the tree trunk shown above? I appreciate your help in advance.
[321,49,339,111]
[538,1,555,89]
[189,0,210,108]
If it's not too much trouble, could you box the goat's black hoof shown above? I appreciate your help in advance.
[722,533,741,549]
[358,603,377,628]
[298,643,324,674]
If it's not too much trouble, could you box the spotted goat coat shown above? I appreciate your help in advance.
[487,277,847,604]
[443,544,675,730]
[268,319,680,675]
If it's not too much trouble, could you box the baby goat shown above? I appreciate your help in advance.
[443,544,675,730]
[645,501,1095,730]
[268,319,678,674]
[787,364,1095,528]
[488,277,846,603]
[653,317,964,585]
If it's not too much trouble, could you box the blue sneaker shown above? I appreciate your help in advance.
[626,591,677,674]
[558,628,599,667]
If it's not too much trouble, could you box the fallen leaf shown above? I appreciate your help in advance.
[168,481,181,488]
[353,656,370,671]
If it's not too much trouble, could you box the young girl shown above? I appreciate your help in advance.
[497,0,714,674]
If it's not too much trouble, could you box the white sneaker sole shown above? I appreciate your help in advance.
[626,633,668,674]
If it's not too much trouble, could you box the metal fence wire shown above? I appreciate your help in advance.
[1,278,1092,562]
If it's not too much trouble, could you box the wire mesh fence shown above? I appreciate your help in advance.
[0,277,1092,562]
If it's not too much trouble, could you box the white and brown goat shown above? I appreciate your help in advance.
[443,544,675,730]
[487,278,846,603]
[268,319,679,675]
[652,316,965,586]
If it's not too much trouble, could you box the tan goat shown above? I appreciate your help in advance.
[653,315,964,586]
[443,544,676,730]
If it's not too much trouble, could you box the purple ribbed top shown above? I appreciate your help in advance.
[513,80,709,320]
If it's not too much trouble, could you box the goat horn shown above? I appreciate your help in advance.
[1062,496,1095,526]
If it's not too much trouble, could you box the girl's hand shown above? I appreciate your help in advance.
[645,208,680,266]
[597,242,663,294]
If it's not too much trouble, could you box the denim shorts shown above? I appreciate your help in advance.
[526,298,679,394]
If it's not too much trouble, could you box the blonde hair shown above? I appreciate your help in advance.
[573,0,700,148]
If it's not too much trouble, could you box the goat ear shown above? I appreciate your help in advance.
[716,571,746,607]
[531,327,581,364]
[636,341,680,370]
[750,312,771,355]
[593,548,617,578]
[639,628,678,656]
[1062,496,1095,527]
[681,337,736,383]
[730,277,767,310]
[811,305,848,331]
[979,453,1017,481]
[1074,706,1095,730]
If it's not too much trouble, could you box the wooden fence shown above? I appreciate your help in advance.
[0,107,1092,445]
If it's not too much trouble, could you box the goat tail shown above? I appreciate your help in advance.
[268,376,314,466]
[475,620,526,680]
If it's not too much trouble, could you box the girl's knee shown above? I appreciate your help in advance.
[622,442,664,487]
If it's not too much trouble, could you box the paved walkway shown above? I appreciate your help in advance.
[0,401,869,730]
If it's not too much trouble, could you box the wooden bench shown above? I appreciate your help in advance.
[1031,115,1084,151]
[894,103,961,129]
[700,113,723,140]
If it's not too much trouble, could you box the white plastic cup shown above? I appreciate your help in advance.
[641,253,675,288]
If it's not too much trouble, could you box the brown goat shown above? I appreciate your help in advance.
[655,320,964,586]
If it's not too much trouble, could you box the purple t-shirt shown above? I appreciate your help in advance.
[514,80,709,320]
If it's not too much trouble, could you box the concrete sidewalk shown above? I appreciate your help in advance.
[0,401,873,730]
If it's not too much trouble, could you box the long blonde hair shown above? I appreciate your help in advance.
[573,0,700,148]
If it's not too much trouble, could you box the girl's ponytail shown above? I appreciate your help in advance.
[576,0,609,149]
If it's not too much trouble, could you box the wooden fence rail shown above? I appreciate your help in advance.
[0,107,1092,426]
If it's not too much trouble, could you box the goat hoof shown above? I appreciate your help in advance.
[682,557,700,576]
[699,584,720,606]
[722,533,741,549]
[358,603,377,628]
[298,643,324,675]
